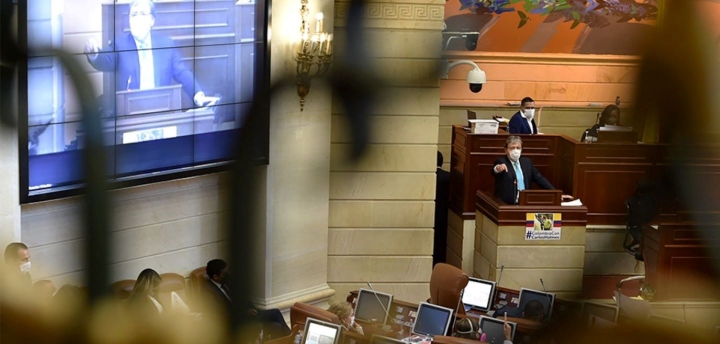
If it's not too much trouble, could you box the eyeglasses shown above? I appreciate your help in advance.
[130,11,153,18]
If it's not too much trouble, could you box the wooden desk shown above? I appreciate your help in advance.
[345,288,581,336]
[642,223,720,301]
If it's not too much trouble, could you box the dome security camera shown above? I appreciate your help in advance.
[440,60,487,93]
[467,67,486,93]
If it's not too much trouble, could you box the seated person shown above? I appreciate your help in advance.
[581,105,620,142]
[492,136,571,205]
[32,280,56,305]
[508,97,538,135]
[4,242,32,289]
[493,300,545,323]
[128,268,164,315]
[202,259,291,338]
[327,302,364,335]
[453,318,480,340]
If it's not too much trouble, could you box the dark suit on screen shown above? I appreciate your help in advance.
[88,32,201,99]
[492,156,554,205]
[508,111,537,135]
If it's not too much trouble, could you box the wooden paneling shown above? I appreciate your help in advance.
[642,223,720,301]
[448,127,720,225]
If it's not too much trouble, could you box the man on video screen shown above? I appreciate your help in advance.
[84,0,212,107]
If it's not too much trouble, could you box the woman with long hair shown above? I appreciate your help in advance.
[128,268,163,315]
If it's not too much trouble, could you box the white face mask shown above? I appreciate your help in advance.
[20,261,31,274]
[508,148,521,162]
[523,109,535,120]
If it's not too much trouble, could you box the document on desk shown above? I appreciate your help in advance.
[561,199,583,206]
[186,97,221,113]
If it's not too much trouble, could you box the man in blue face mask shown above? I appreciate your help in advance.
[491,136,555,205]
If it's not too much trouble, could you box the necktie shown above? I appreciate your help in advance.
[221,284,232,301]
[513,161,525,191]
[138,42,155,89]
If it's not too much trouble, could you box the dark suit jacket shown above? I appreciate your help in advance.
[88,32,201,99]
[508,112,537,135]
[492,156,554,205]
[203,279,232,314]
[434,167,450,266]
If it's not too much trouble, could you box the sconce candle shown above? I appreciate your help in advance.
[295,0,333,111]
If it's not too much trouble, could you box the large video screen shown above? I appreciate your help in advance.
[21,0,268,202]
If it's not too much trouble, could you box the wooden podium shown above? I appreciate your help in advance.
[116,85,182,117]
[474,190,588,298]
[518,190,562,206]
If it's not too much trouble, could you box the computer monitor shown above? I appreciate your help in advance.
[462,277,496,312]
[370,335,405,344]
[478,316,517,344]
[466,110,477,128]
[301,318,342,344]
[518,288,556,319]
[581,302,618,327]
[411,302,454,337]
[354,288,394,325]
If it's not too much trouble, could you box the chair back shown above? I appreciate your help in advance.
[290,302,340,329]
[111,279,136,299]
[429,263,469,315]
[189,267,209,311]
[157,273,187,310]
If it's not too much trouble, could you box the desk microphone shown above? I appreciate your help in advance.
[366,281,392,327]
[494,265,504,309]
[540,278,552,319]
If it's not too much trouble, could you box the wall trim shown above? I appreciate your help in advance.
[442,51,642,67]
[252,284,336,310]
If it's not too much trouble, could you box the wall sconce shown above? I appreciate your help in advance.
[296,0,333,111]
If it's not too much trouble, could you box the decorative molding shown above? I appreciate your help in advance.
[442,51,643,67]
[334,2,444,30]
[251,284,336,310]
[440,101,635,110]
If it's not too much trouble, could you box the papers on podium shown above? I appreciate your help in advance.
[561,199,583,207]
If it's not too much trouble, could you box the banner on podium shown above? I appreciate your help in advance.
[525,213,561,240]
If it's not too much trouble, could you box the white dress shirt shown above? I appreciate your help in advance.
[135,36,155,90]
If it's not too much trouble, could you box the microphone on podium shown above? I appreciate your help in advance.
[366,281,392,328]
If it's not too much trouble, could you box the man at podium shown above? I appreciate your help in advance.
[492,136,568,205]
[84,0,212,107]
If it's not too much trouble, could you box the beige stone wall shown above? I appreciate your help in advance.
[21,174,231,287]
[474,212,586,300]
[327,0,444,304]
